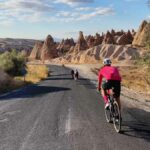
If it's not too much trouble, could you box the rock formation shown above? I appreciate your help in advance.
[29,28,137,62]
[94,33,103,46]
[115,30,124,36]
[86,35,95,48]
[68,46,75,53]
[117,30,133,45]
[74,31,88,52]
[103,31,115,44]
[132,20,150,46]
[114,36,119,44]
[86,30,134,46]
[86,33,103,47]
[53,44,140,64]
[41,35,58,61]
[57,38,75,55]
[126,30,133,44]
[131,29,136,36]
[29,41,44,59]
[117,34,129,45]
[111,29,116,36]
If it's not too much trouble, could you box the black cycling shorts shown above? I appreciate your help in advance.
[102,80,121,98]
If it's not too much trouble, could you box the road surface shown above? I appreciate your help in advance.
[0,65,149,150]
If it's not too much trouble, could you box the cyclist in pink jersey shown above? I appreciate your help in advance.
[98,58,122,109]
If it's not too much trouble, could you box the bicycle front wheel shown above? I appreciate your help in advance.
[104,106,112,123]
[113,101,121,133]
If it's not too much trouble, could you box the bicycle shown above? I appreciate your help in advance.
[104,90,122,133]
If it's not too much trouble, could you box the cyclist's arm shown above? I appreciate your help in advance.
[98,71,103,91]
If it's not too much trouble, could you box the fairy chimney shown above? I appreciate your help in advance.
[29,41,44,59]
[103,31,115,44]
[132,20,150,46]
[74,31,88,52]
[41,35,58,61]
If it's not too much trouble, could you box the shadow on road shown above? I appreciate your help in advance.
[45,75,89,81]
[43,73,73,80]
[50,74,71,77]
[77,78,96,89]
[0,85,71,100]
[121,108,150,142]
[44,77,73,80]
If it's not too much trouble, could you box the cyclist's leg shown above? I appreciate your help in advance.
[101,88,108,104]
[102,81,109,104]
[116,97,121,110]
[113,81,121,110]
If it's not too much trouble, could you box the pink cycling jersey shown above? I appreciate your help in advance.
[98,66,121,89]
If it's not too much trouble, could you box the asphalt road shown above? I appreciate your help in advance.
[0,65,150,150]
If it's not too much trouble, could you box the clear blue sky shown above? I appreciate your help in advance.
[0,0,149,39]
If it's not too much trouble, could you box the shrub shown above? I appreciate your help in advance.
[0,49,26,76]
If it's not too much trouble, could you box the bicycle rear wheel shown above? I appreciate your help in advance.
[113,101,121,133]
[104,106,112,123]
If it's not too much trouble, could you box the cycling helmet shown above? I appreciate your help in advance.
[103,58,112,65]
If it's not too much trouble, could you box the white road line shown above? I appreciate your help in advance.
[0,118,9,123]
[4,110,21,116]
[65,108,71,134]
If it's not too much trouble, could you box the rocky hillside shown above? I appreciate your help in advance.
[53,44,140,64]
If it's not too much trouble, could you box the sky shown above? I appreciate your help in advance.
[0,0,149,40]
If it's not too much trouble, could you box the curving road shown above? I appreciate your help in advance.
[0,65,150,150]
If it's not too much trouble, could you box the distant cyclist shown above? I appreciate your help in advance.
[71,70,74,79]
[74,69,79,80]
[97,58,122,110]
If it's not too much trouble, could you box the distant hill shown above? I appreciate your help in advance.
[0,38,42,53]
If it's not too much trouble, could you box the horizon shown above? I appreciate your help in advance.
[0,0,149,40]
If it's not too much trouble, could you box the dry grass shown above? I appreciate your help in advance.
[118,66,150,93]
[16,64,49,83]
[92,65,150,94]
[26,64,49,83]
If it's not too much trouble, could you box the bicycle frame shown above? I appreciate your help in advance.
[104,88,122,133]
